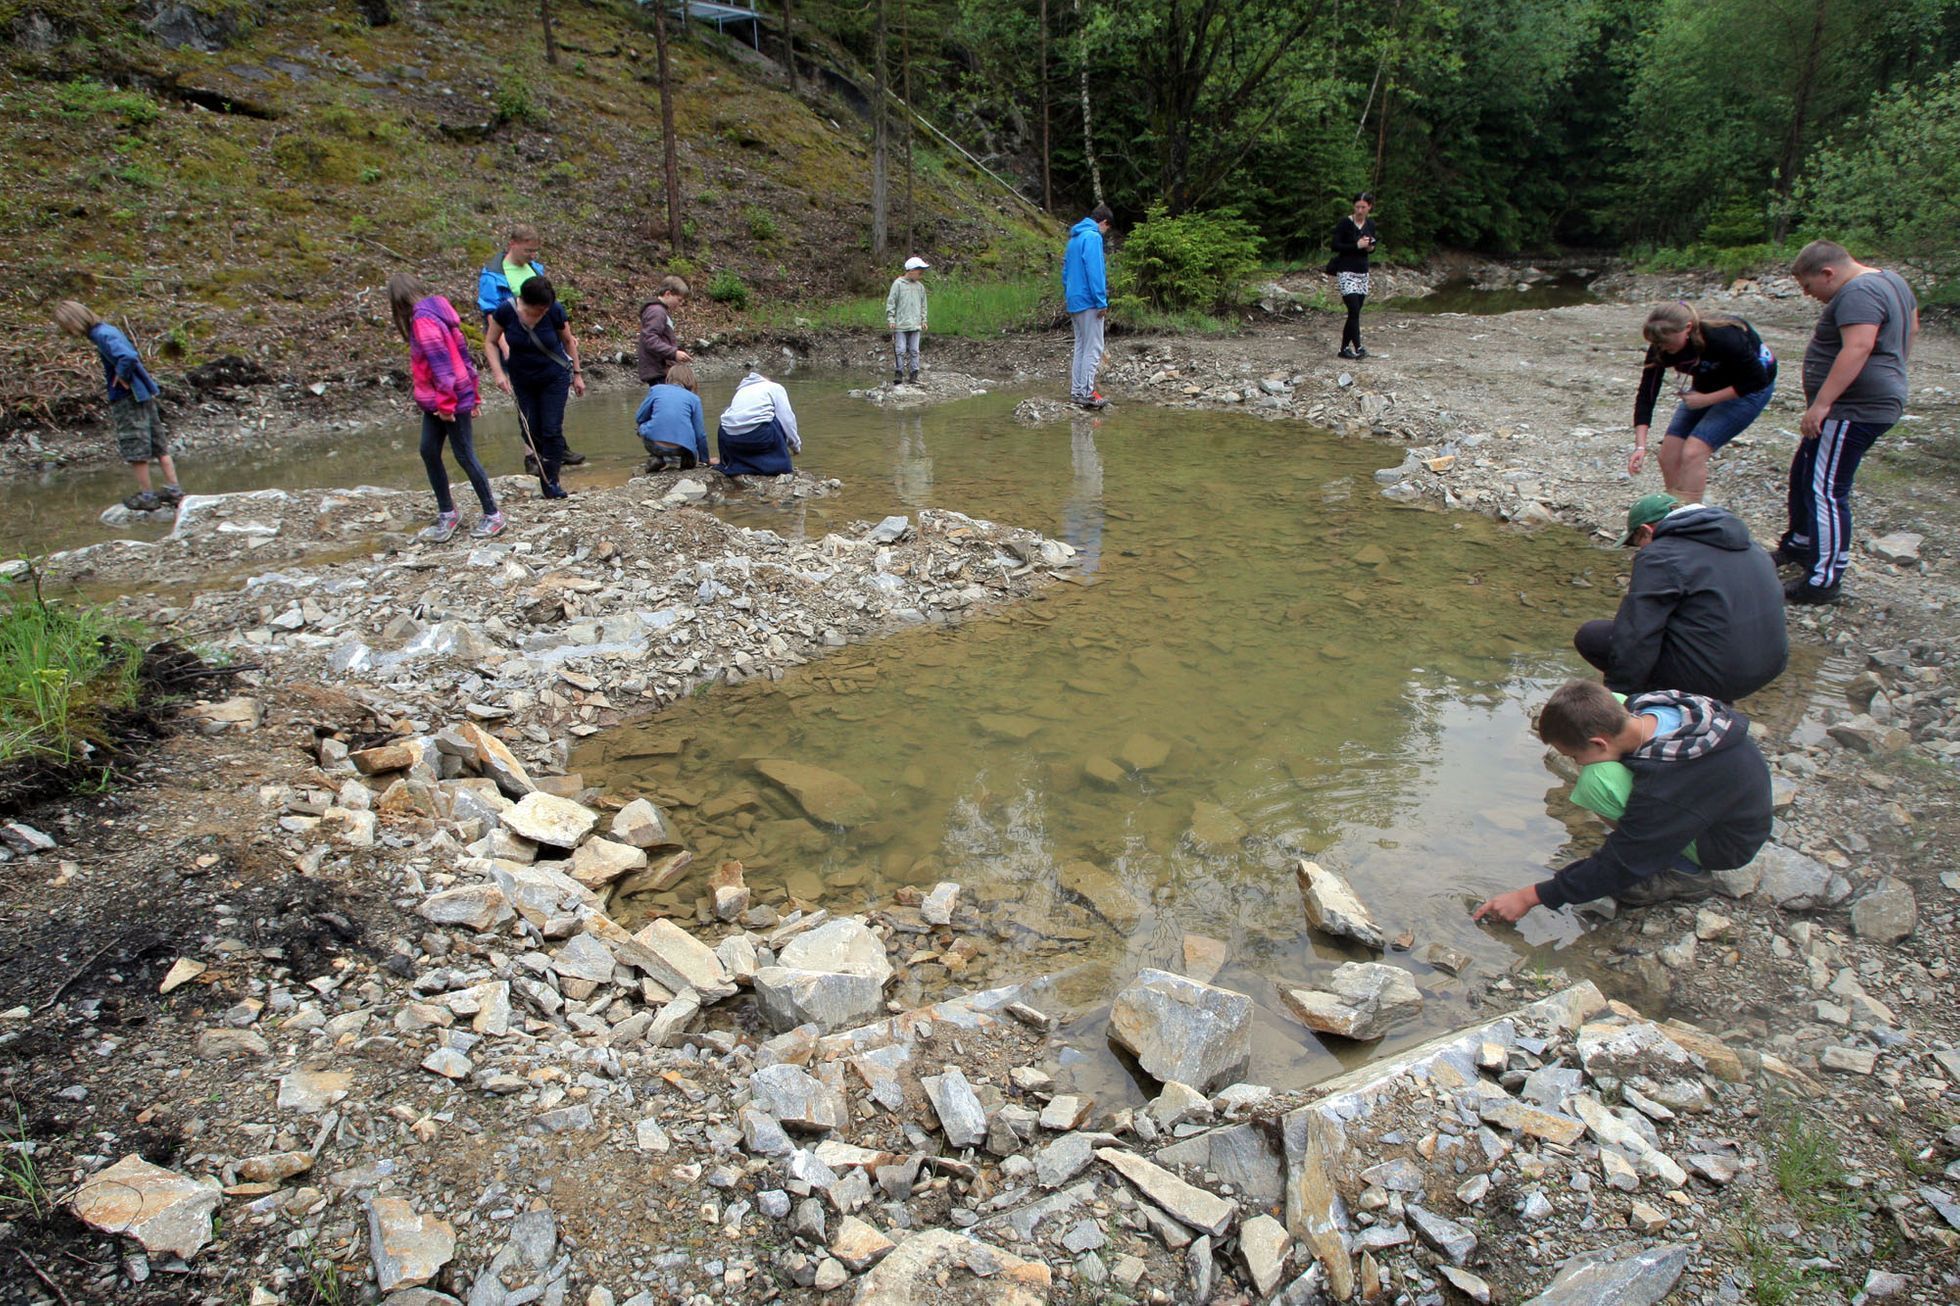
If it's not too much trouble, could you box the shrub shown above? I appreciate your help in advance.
[744,204,778,241]
[493,79,547,128]
[1114,207,1263,314]
[707,269,751,310]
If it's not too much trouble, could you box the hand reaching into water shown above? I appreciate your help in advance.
[1472,885,1541,924]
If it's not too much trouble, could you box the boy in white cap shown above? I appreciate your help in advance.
[886,256,930,386]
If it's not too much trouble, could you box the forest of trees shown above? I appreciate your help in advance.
[772,0,1960,272]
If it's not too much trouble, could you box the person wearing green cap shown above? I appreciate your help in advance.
[1571,492,1787,704]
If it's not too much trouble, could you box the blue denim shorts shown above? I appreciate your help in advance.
[1664,376,1775,450]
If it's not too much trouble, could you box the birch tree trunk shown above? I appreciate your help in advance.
[1074,0,1103,205]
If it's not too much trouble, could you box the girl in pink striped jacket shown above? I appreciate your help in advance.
[388,272,504,541]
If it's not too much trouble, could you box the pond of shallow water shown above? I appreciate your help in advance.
[1387,273,1599,315]
[12,377,1814,1099]
[563,381,1643,1097]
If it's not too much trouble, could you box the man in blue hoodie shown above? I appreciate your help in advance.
[1064,204,1113,409]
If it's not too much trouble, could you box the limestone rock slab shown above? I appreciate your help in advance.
[71,1155,220,1259]
[501,792,599,848]
[367,1195,456,1293]
[1295,860,1386,948]
[1107,968,1252,1093]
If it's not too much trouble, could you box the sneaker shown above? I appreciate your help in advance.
[1074,396,1108,411]
[122,490,163,512]
[472,511,506,538]
[417,511,460,543]
[1785,577,1842,605]
[1353,346,1369,358]
[157,484,184,506]
[541,482,570,500]
[1613,868,1717,908]
[1338,346,1357,359]
[560,450,587,466]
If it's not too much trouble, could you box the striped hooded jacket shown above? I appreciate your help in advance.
[408,295,480,419]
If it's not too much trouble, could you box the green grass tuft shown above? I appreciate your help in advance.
[0,588,145,769]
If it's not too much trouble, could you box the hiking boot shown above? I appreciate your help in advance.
[417,510,460,543]
[524,454,541,476]
[561,449,587,466]
[892,369,905,386]
[541,482,570,500]
[1613,868,1717,908]
[122,490,163,512]
[157,484,184,506]
[1785,577,1842,606]
[1768,546,1808,570]
[472,511,506,538]
[907,369,919,385]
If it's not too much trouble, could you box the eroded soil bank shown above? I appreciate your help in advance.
[1,282,1958,1305]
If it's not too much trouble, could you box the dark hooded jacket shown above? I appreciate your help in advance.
[1607,505,1787,702]
[1535,690,1772,908]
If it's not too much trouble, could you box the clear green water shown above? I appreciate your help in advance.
[570,383,1633,1094]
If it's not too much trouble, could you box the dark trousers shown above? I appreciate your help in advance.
[512,377,570,485]
[420,411,497,515]
[641,439,699,471]
[1341,294,1366,349]
[1778,418,1888,589]
[716,418,794,477]
[1574,619,1614,675]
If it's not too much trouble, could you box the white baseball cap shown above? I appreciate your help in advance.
[903,256,930,270]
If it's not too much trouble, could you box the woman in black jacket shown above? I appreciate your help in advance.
[1628,301,1777,502]
[1329,193,1378,358]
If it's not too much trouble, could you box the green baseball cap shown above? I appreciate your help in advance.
[1617,492,1680,545]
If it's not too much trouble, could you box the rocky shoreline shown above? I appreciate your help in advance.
[2,283,1958,1304]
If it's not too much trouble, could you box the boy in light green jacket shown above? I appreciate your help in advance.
[886,256,929,386]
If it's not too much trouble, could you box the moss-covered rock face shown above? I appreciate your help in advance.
[1,0,1059,429]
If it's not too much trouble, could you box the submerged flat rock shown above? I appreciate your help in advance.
[754,758,876,827]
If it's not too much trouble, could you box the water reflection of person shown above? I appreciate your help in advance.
[893,414,933,510]
[1062,420,1104,575]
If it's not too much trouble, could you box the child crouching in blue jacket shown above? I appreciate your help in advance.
[635,362,709,472]
[54,300,184,512]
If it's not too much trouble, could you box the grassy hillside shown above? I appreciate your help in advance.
[0,0,1061,430]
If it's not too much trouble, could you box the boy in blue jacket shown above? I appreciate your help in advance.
[54,301,183,512]
[1064,204,1113,409]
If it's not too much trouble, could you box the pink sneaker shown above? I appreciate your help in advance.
[472,511,506,538]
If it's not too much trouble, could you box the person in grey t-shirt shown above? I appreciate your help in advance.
[1773,240,1920,603]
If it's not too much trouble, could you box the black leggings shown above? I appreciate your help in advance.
[1341,293,1367,350]
[421,411,497,514]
